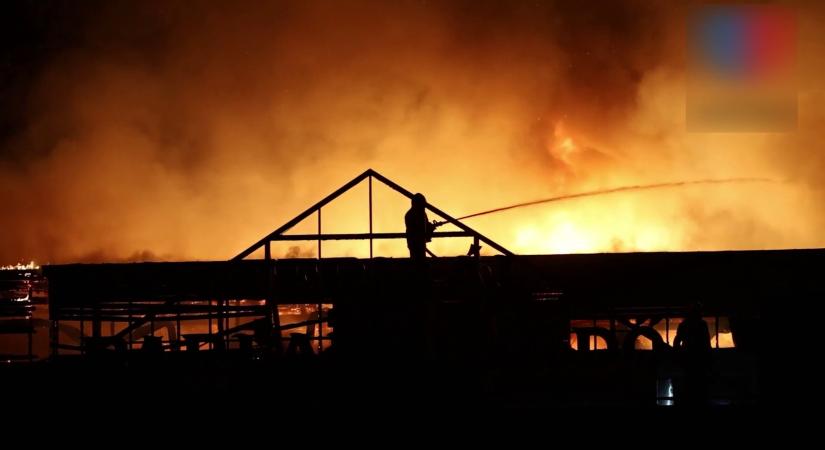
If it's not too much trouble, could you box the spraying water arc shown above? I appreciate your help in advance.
[433,177,775,226]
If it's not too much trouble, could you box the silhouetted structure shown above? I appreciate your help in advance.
[37,169,789,407]
[0,267,42,362]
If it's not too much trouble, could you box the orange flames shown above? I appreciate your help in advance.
[1,1,824,263]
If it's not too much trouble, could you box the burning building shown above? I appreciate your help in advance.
[3,0,823,409]
[35,169,793,406]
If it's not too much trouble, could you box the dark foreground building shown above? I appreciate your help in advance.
[5,171,801,410]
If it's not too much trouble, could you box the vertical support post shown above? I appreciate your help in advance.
[369,174,373,259]
[317,306,323,353]
[264,240,280,351]
[48,290,57,358]
[317,209,323,353]
[128,300,133,350]
[92,304,101,340]
[264,240,272,331]
[207,300,213,350]
[28,314,33,362]
[79,306,84,355]
[50,318,58,359]
[225,301,230,349]
[176,305,181,351]
[217,298,225,349]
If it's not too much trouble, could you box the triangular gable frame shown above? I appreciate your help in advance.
[232,169,513,260]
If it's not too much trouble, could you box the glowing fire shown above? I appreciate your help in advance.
[511,211,678,255]
[516,220,591,254]
[548,129,578,167]
[0,261,40,271]
[1,1,822,264]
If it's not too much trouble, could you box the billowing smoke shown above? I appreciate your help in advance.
[1,0,823,263]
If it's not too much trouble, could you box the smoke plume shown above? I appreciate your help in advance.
[1,0,824,263]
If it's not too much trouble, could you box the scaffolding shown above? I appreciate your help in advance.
[45,169,513,358]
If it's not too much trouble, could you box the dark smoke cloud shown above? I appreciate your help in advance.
[0,0,823,262]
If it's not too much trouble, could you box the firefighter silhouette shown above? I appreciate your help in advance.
[405,193,435,260]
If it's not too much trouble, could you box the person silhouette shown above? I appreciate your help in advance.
[673,302,712,406]
[405,193,435,261]
[403,193,437,360]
